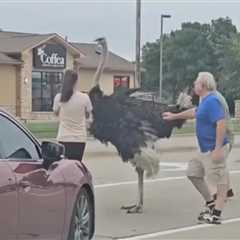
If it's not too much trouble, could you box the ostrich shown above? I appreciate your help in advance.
[88,38,192,213]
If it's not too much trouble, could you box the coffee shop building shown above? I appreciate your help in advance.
[0,31,135,120]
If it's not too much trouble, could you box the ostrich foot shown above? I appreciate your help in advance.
[121,204,143,213]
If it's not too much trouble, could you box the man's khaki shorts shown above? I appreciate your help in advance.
[186,144,230,185]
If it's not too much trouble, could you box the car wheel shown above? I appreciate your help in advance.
[68,188,94,240]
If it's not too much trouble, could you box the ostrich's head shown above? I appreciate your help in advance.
[165,89,193,129]
[176,87,193,110]
[94,37,107,54]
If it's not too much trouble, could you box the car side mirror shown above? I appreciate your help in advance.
[41,141,65,169]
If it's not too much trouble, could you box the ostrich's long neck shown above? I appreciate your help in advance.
[93,42,108,86]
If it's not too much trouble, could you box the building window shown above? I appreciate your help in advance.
[32,71,63,112]
[113,75,130,92]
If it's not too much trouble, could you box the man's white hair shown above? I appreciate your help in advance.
[197,72,217,91]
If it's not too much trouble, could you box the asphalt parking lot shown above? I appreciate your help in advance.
[84,136,240,240]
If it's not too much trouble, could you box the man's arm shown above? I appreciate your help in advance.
[211,119,227,161]
[215,119,226,149]
[162,108,196,121]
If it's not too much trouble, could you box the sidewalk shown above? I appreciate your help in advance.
[157,134,240,152]
[85,134,240,154]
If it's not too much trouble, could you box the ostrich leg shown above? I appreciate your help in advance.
[121,167,144,213]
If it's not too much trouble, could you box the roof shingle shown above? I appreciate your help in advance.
[0,31,82,56]
[0,31,134,71]
[72,42,135,72]
[0,52,21,65]
[0,31,54,53]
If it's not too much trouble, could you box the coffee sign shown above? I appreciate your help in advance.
[33,44,66,69]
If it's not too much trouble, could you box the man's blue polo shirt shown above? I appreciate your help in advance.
[196,93,229,152]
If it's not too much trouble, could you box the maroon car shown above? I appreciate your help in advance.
[0,109,95,240]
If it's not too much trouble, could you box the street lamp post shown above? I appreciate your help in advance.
[135,0,141,88]
[159,14,171,101]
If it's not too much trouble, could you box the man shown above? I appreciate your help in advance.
[163,72,230,224]
[194,89,234,199]
[195,89,234,200]
[208,90,234,200]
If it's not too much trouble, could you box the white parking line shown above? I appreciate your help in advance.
[94,170,240,189]
[117,217,240,240]
[95,176,185,189]
[160,162,188,172]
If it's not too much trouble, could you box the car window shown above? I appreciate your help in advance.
[0,115,40,160]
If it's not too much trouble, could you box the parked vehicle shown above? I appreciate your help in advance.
[0,108,95,240]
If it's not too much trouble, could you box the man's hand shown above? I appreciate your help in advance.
[162,112,177,121]
[211,147,224,162]
[162,108,195,121]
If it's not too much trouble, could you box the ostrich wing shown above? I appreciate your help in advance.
[89,88,186,162]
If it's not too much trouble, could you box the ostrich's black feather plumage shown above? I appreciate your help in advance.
[87,37,192,213]
[89,85,187,162]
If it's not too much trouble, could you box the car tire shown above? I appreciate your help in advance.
[68,187,94,240]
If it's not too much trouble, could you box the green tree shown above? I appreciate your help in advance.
[142,17,239,104]
[142,22,212,102]
[207,17,237,90]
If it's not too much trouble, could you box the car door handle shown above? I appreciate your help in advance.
[8,177,13,182]
[19,180,31,188]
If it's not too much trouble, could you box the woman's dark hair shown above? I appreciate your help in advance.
[60,69,78,102]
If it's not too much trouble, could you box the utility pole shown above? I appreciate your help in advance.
[135,0,141,88]
[159,14,171,101]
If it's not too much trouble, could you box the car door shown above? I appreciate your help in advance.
[0,160,17,240]
[0,114,66,240]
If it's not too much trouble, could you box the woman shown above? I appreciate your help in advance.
[53,69,93,161]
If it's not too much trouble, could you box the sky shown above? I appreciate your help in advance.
[0,0,240,60]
